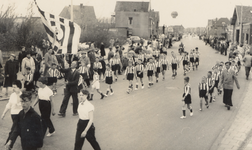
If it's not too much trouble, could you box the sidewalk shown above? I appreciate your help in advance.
[212,79,252,150]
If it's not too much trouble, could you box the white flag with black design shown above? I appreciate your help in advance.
[34,0,81,54]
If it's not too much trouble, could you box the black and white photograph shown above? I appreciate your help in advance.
[0,0,251,149]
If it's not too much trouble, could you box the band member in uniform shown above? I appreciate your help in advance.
[93,57,103,82]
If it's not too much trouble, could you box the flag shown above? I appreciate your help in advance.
[34,0,81,54]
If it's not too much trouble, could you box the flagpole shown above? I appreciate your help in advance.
[71,0,74,22]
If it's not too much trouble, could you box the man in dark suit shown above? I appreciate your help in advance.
[58,61,80,117]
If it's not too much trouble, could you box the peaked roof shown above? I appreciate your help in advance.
[115,1,150,12]
[59,4,97,26]
[231,5,252,25]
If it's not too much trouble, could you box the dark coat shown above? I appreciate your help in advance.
[59,68,80,93]
[10,107,43,149]
[100,44,105,57]
[18,51,26,63]
[4,59,19,87]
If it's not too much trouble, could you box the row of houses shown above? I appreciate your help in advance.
[207,5,252,45]
[15,1,160,40]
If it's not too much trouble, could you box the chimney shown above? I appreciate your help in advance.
[80,3,83,7]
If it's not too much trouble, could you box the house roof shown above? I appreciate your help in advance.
[231,5,252,25]
[59,4,97,27]
[115,1,150,12]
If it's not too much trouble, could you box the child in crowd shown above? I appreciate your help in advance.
[155,57,162,83]
[105,64,114,96]
[89,69,106,100]
[112,54,122,81]
[195,47,200,70]
[160,54,169,80]
[181,51,190,76]
[231,60,238,75]
[171,51,179,79]
[78,64,89,88]
[135,59,145,90]
[24,67,34,91]
[207,71,215,103]
[189,50,195,70]
[146,57,156,88]
[217,64,224,95]
[93,57,103,80]
[47,63,60,95]
[199,76,209,111]
[125,61,135,94]
[181,76,193,119]
[99,57,106,81]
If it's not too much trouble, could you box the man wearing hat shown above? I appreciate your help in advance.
[219,61,240,110]
[4,54,19,96]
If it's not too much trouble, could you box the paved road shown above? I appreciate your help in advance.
[0,37,248,150]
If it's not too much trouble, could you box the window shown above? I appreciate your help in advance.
[129,17,133,25]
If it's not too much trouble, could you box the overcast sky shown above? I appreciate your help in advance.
[1,0,251,28]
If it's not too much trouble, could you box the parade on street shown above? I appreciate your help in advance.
[0,0,252,150]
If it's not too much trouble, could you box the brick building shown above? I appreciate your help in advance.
[231,5,252,45]
[113,1,159,39]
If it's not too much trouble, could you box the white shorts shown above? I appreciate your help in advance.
[92,81,100,89]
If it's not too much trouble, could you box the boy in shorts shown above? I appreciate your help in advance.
[199,76,209,111]
[135,59,145,90]
[89,69,106,100]
[181,76,193,119]
[125,61,135,94]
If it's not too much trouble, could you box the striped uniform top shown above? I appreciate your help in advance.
[125,66,135,75]
[93,62,102,69]
[161,59,169,65]
[109,59,114,66]
[155,61,162,68]
[146,62,156,71]
[171,57,178,64]
[189,53,194,58]
[138,54,145,61]
[195,51,200,58]
[213,71,221,81]
[153,50,159,56]
[48,68,60,78]
[136,64,144,72]
[207,77,214,87]
[105,70,113,77]
[199,83,208,90]
[113,58,121,65]
[25,73,33,82]
[182,55,189,61]
[78,66,89,74]
[184,84,191,95]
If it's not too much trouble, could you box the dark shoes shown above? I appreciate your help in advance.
[58,113,66,118]
[72,113,78,116]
